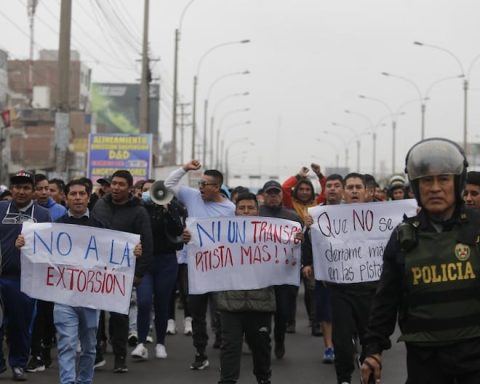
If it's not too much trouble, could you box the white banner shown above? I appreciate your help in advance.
[20,222,139,314]
[309,200,417,284]
[186,216,302,294]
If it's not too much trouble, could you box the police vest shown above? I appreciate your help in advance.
[400,226,480,344]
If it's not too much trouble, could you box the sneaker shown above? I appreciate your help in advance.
[323,347,335,364]
[12,367,27,381]
[166,319,177,335]
[146,335,153,344]
[128,331,138,347]
[113,355,128,373]
[26,356,45,373]
[190,352,209,370]
[184,317,193,336]
[155,344,167,359]
[131,343,148,360]
[94,354,106,369]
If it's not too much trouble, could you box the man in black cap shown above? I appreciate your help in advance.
[259,180,302,359]
[0,170,51,381]
[464,171,480,208]
[96,177,112,198]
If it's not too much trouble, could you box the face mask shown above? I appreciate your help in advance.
[142,191,152,204]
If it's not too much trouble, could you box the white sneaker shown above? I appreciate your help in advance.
[184,317,193,335]
[155,344,167,359]
[131,343,148,360]
[146,335,153,343]
[166,319,176,335]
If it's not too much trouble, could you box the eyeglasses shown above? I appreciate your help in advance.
[198,181,218,188]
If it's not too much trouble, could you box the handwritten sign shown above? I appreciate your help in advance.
[186,216,302,294]
[20,222,139,314]
[309,200,417,284]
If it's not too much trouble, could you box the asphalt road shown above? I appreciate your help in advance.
[2,291,407,383]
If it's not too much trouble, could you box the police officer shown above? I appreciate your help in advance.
[361,138,480,384]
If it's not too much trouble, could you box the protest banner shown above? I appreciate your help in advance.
[309,199,417,283]
[20,222,139,314]
[185,216,302,294]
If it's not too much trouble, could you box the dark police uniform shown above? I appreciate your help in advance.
[364,206,480,383]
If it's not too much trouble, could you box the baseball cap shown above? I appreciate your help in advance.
[263,180,282,192]
[10,170,34,185]
[97,176,112,185]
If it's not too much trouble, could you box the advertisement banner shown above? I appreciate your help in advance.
[309,200,417,284]
[186,216,302,294]
[87,133,153,183]
[20,222,139,314]
[91,83,159,134]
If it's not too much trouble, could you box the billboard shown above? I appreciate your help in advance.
[87,134,153,183]
[91,83,159,134]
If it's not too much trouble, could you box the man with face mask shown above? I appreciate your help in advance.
[361,138,480,384]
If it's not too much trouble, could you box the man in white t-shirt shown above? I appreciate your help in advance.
[165,160,235,371]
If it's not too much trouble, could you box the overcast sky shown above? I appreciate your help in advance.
[2,0,480,182]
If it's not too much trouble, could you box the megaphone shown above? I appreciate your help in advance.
[149,180,174,205]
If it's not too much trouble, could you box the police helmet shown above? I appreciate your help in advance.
[387,174,406,199]
[404,138,468,205]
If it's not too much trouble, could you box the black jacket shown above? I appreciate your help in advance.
[144,199,185,254]
[363,206,480,356]
[91,194,153,278]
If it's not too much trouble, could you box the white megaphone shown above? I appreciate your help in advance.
[149,180,174,205]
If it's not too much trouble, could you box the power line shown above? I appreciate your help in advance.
[43,0,137,72]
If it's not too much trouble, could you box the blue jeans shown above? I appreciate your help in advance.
[136,253,178,344]
[0,277,36,368]
[53,304,99,384]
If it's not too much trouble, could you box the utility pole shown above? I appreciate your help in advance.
[55,0,72,177]
[170,28,179,165]
[177,102,191,164]
[27,0,38,102]
[139,0,150,134]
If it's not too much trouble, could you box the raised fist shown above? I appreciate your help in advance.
[298,166,309,177]
[311,163,322,175]
[184,160,201,172]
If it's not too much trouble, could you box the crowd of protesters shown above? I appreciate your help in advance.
[1,138,480,384]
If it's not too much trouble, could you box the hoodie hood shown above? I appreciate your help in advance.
[292,178,316,203]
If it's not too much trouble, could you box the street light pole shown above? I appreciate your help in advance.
[205,70,249,166]
[171,0,197,165]
[205,90,249,167]
[191,39,250,161]
[345,109,374,174]
[381,72,424,140]
[358,94,397,174]
[215,108,250,168]
[413,41,480,153]
[322,129,348,169]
